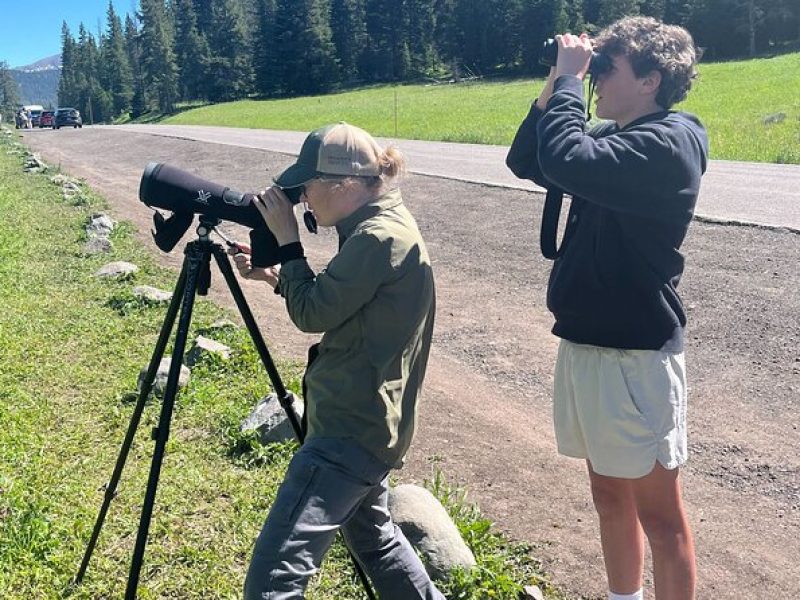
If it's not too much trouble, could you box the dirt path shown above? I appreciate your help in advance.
[22,128,800,598]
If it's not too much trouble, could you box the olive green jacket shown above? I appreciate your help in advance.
[278,189,435,468]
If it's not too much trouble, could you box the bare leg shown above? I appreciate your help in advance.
[631,463,696,600]
[587,461,646,595]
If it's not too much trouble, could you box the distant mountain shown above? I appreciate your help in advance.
[15,55,62,72]
[11,55,61,107]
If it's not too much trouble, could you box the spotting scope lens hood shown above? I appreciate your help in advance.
[138,162,282,267]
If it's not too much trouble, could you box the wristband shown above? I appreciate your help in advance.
[278,242,305,264]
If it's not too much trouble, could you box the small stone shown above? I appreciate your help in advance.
[185,335,232,366]
[241,392,304,444]
[521,585,545,600]
[86,213,116,237]
[133,285,173,304]
[83,236,113,255]
[137,358,191,398]
[95,261,138,278]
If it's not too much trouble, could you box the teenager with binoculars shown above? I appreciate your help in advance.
[507,16,708,600]
[229,122,443,600]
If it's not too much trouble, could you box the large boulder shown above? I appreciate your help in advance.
[387,484,476,580]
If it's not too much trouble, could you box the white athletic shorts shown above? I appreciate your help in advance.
[553,339,688,479]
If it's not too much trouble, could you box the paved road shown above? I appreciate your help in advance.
[107,124,800,231]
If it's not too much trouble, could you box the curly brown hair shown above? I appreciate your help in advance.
[595,16,699,109]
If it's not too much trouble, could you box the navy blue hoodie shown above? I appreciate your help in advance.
[506,75,709,352]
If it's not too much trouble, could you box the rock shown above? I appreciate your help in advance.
[63,181,81,194]
[95,261,138,278]
[208,318,239,331]
[387,484,476,580]
[86,213,116,237]
[762,112,786,125]
[137,358,191,398]
[51,174,79,187]
[240,392,304,444]
[133,285,173,304]
[83,236,113,255]
[521,585,544,600]
[23,153,47,172]
[185,334,232,365]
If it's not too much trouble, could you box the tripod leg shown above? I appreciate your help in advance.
[212,246,303,441]
[212,246,377,600]
[74,260,190,585]
[125,244,205,600]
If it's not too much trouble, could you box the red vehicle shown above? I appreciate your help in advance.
[39,110,55,128]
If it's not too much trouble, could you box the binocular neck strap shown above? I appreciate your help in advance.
[586,74,598,122]
[540,187,579,260]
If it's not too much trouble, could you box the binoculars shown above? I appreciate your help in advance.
[539,38,613,77]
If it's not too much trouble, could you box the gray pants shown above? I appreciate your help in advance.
[244,437,445,600]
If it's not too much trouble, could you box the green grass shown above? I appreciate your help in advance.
[0,130,558,598]
[162,52,800,164]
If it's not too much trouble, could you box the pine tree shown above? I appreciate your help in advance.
[274,0,340,95]
[74,24,112,123]
[253,0,280,95]
[0,61,21,123]
[174,0,210,101]
[363,0,409,81]
[663,0,699,25]
[192,0,215,37]
[520,0,570,73]
[100,1,134,117]
[205,0,253,101]
[451,0,517,75]
[406,0,440,77]
[125,15,148,118]
[597,0,642,25]
[58,23,79,107]
[641,0,667,18]
[330,0,367,82]
[139,0,179,113]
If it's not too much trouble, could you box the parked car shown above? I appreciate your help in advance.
[29,109,43,127]
[39,110,55,128]
[54,108,83,129]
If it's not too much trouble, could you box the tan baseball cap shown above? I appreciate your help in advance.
[274,122,383,188]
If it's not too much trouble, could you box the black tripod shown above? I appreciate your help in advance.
[75,217,376,599]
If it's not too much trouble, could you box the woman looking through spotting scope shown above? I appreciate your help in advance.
[230,122,444,600]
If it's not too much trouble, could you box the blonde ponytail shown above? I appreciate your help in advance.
[378,145,407,181]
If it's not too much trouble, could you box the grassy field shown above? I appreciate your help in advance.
[162,52,800,164]
[0,130,557,599]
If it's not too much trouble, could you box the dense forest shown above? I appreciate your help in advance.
[2,0,799,124]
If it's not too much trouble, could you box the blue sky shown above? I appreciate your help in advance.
[0,0,133,69]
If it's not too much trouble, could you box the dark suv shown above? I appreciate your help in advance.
[54,108,83,129]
